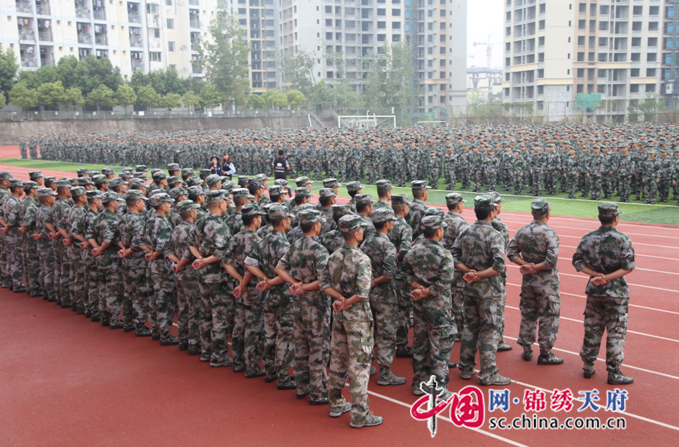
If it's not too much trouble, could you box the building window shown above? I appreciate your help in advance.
[577,84,584,93]
[646,84,656,93]
[392,9,400,15]
[647,68,656,77]
[167,19,174,29]
[392,21,401,29]
[577,68,584,78]
[147,4,158,14]
[150,52,161,62]
[154,29,160,38]
[630,84,639,93]
[168,41,175,51]
[166,0,172,5]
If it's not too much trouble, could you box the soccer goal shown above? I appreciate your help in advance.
[338,115,397,128]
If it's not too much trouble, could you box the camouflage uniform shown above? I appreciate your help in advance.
[65,198,88,313]
[48,194,72,304]
[120,202,151,334]
[21,193,42,296]
[4,191,25,292]
[442,197,469,338]
[387,195,413,352]
[34,195,56,301]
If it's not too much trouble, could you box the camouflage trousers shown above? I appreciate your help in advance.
[0,234,10,286]
[69,247,86,312]
[458,295,502,382]
[451,286,465,337]
[412,299,456,386]
[517,281,561,354]
[149,266,176,342]
[240,300,265,375]
[52,243,65,303]
[486,173,497,192]
[370,300,398,370]
[580,295,629,373]
[59,247,71,305]
[590,175,602,199]
[37,241,55,300]
[513,174,524,195]
[566,175,578,199]
[644,179,658,202]
[146,264,156,331]
[23,237,41,294]
[6,231,24,290]
[602,175,615,198]
[293,303,331,401]
[88,265,104,318]
[175,273,200,348]
[103,269,124,325]
[618,177,631,202]
[123,257,149,328]
[328,318,374,424]
[394,278,412,348]
[263,295,295,382]
[198,281,234,363]
[658,178,671,202]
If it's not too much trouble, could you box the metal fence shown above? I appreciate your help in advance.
[0,108,311,121]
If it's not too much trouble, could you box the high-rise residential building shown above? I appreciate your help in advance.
[502,0,665,123]
[662,0,679,105]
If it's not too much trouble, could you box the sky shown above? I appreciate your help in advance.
[467,0,504,69]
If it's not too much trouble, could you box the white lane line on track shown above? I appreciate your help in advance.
[555,257,679,276]
[559,245,679,261]
[504,305,679,344]
[499,219,679,241]
[500,212,679,232]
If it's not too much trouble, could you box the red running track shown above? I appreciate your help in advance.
[1,146,679,445]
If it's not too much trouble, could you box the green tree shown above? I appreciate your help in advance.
[0,93,5,108]
[286,90,306,108]
[277,48,316,97]
[262,89,288,108]
[199,85,221,110]
[115,85,137,109]
[37,81,66,109]
[56,55,79,89]
[182,90,202,109]
[628,93,666,122]
[362,50,387,111]
[199,7,250,106]
[332,81,362,111]
[63,87,85,107]
[74,56,122,96]
[384,42,416,114]
[136,85,160,110]
[248,94,265,109]
[37,65,59,85]
[0,45,18,98]
[17,70,40,90]
[86,84,115,110]
[161,92,182,109]
[9,83,38,110]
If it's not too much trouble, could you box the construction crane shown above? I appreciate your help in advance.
[472,34,502,69]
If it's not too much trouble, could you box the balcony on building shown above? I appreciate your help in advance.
[19,44,38,69]
[36,0,50,14]
[95,49,108,59]
[38,20,52,42]
[15,0,33,13]
[190,32,200,51]
[17,18,36,43]
[189,9,200,28]
[94,25,108,45]
[131,51,144,71]
[129,28,143,47]
[75,0,90,18]
[188,0,199,5]
[128,2,141,23]
[78,48,91,60]
[93,0,105,20]
[77,22,92,44]
[40,47,54,66]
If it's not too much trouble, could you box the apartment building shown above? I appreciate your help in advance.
[662,0,678,105]
[467,66,503,99]
[503,0,664,123]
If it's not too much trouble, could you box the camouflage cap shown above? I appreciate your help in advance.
[85,190,103,199]
[109,178,128,189]
[319,188,336,199]
[338,214,364,232]
[101,191,119,204]
[421,215,447,231]
[181,168,194,178]
[135,165,147,172]
[28,171,42,180]
[323,178,342,188]
[391,194,410,205]
[168,187,188,200]
[101,168,115,175]
[44,176,56,186]
[9,178,22,188]
[296,203,315,212]
[206,190,229,202]
[254,173,268,182]
[424,207,444,217]
[488,191,503,205]
[153,172,167,181]
[294,187,310,198]
[241,203,267,216]
[295,176,312,187]
[187,177,203,187]
[187,186,205,199]
[0,172,11,180]
[124,190,148,201]
[149,192,174,207]
[199,169,211,179]
[376,179,392,189]
[232,188,253,199]
[38,187,58,197]
[411,180,430,191]
[247,178,262,189]
[129,178,147,188]
[269,204,293,219]
[167,176,181,187]
[76,168,89,175]
[274,179,289,188]
[346,181,364,193]
[133,172,147,180]
[332,203,352,218]
[237,177,249,187]
[176,199,200,214]
[445,193,465,207]
[78,177,94,187]
[474,195,495,210]
[56,180,71,189]
[268,185,283,196]
[371,208,397,224]
[355,193,373,205]
[222,180,237,192]
[70,186,86,196]
[298,209,326,225]
[167,163,180,171]
[122,167,134,174]
[598,202,622,217]
[530,198,551,216]
[206,174,222,187]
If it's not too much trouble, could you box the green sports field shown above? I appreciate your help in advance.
[2,158,677,225]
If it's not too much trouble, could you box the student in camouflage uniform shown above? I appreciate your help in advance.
[0,172,12,288]
[354,194,376,243]
[19,181,42,297]
[564,147,579,199]
[321,214,383,428]
[45,181,72,305]
[451,195,510,386]
[275,209,331,406]
[345,182,363,213]
[319,204,351,254]
[2,179,26,293]
[572,202,635,385]
[488,192,512,352]
[360,208,405,386]
[442,193,469,341]
[245,205,296,389]
[388,194,414,358]
[82,190,103,319]
[403,215,456,397]
[33,188,57,301]
[64,186,89,313]
[507,199,563,365]
[407,180,430,240]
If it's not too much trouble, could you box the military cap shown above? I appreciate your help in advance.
[167,163,180,171]
[222,181,237,192]
[129,178,147,188]
[109,178,128,189]
[530,198,551,216]
[44,176,56,186]
[445,193,466,207]
[421,215,447,231]
[135,165,147,172]
[660,147,669,153]
[70,186,86,196]
[332,203,352,218]
[232,188,254,198]
[319,188,336,199]
[299,209,326,225]
[424,207,444,217]
[355,193,373,205]
[598,202,623,217]
[153,172,168,181]
[647,149,657,154]
[56,180,71,189]
[22,181,37,190]
[247,178,262,189]
[199,169,211,179]
[0,172,11,180]
[338,214,364,232]
[295,176,312,187]
[91,174,107,185]
[254,173,268,182]
[376,179,392,189]
[346,181,364,193]
[274,179,289,188]
[237,177,249,187]
[124,190,148,201]
[176,200,200,214]
[28,171,42,180]
[85,190,103,199]
[323,178,342,188]
[296,203,315,212]
[181,168,194,179]
[120,173,133,181]
[294,187,311,198]
[187,186,204,199]
[269,204,293,219]
[76,168,89,176]
[488,191,503,205]
[101,191,119,204]
[133,172,147,180]
[122,168,134,174]
[102,168,115,175]
[371,208,397,224]
[411,180,430,191]
[268,185,283,196]
[474,195,495,210]
[167,176,181,187]
[168,187,187,200]
[187,177,203,187]
[205,174,222,187]
[149,192,174,207]
[206,190,228,202]
[9,178,23,187]
[241,203,267,216]
[391,194,410,205]
[38,188,58,197]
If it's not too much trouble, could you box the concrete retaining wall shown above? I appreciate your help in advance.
[0,117,311,145]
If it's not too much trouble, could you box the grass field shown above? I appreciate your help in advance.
[3,158,678,225]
